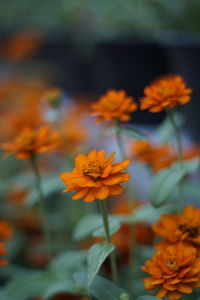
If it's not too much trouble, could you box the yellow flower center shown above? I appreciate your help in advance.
[179,224,199,238]
[102,98,119,111]
[82,159,104,180]
[167,258,177,270]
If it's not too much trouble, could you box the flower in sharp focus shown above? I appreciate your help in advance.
[0,221,13,241]
[140,75,192,112]
[0,242,8,266]
[1,126,60,159]
[91,90,137,123]
[60,150,130,202]
[152,206,200,246]
[141,242,200,300]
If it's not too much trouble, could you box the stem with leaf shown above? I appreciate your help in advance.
[30,154,52,255]
[98,199,118,283]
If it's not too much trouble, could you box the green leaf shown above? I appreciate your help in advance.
[150,158,200,208]
[93,219,120,237]
[87,242,115,286]
[73,214,103,241]
[135,296,160,300]
[43,279,76,299]
[3,271,54,300]
[49,250,86,277]
[119,127,148,141]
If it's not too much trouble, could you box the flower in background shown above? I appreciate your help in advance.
[141,242,200,300]
[91,90,137,123]
[152,206,200,247]
[60,150,130,202]
[140,75,192,112]
[0,221,13,241]
[9,188,28,206]
[0,243,8,266]
[1,126,60,159]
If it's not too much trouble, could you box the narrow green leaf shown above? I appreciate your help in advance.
[93,219,120,237]
[87,242,115,286]
[119,127,148,141]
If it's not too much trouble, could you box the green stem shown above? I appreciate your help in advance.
[166,108,184,211]
[98,199,118,283]
[115,119,126,160]
[30,155,52,255]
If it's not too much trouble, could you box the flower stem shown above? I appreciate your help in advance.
[30,155,52,255]
[115,119,126,160]
[98,199,118,284]
[166,108,184,211]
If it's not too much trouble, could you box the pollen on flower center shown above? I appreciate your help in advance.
[167,258,177,270]
[179,224,199,238]
[82,160,104,179]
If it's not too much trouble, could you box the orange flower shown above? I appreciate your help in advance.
[1,126,60,159]
[91,90,137,122]
[0,221,13,241]
[140,75,192,112]
[153,206,200,246]
[60,150,130,202]
[141,242,200,300]
[0,242,8,266]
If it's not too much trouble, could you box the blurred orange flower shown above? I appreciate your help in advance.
[91,90,137,122]
[140,76,192,112]
[153,205,200,246]
[60,150,130,202]
[0,221,13,241]
[9,188,28,206]
[0,242,8,266]
[1,126,60,159]
[142,242,200,300]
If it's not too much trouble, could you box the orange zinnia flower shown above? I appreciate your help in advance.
[142,242,200,300]
[91,90,137,122]
[0,242,8,266]
[1,126,60,159]
[0,221,13,241]
[140,75,192,112]
[153,205,200,246]
[60,150,130,202]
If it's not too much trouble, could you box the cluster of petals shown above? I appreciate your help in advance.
[1,126,60,159]
[140,75,192,112]
[153,205,200,249]
[60,150,130,202]
[91,90,137,122]
[142,242,200,300]
[0,221,13,241]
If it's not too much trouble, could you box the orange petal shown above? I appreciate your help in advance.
[109,184,123,195]
[72,188,89,200]
[101,174,122,185]
[111,160,130,174]
[84,189,95,202]
[94,185,109,200]
[156,287,167,298]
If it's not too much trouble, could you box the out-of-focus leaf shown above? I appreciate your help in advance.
[73,214,103,241]
[156,112,184,143]
[135,296,160,300]
[49,250,86,277]
[93,219,120,237]
[6,231,27,259]
[119,127,148,141]
[43,279,76,299]
[150,158,200,208]
[3,271,54,300]
[87,242,115,286]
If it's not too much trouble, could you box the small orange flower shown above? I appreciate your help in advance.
[1,126,60,159]
[140,75,192,112]
[153,205,200,246]
[91,90,137,123]
[60,150,130,202]
[141,242,200,300]
[0,221,13,241]
[0,242,8,266]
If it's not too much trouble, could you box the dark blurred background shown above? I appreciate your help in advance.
[0,0,200,140]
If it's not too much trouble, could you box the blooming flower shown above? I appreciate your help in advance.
[140,76,192,112]
[152,205,200,246]
[141,242,200,300]
[91,90,137,123]
[1,126,60,159]
[60,150,130,202]
[0,221,13,240]
[0,242,8,266]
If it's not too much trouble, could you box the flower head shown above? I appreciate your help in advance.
[152,205,200,246]
[0,221,13,241]
[142,242,200,300]
[0,242,8,266]
[140,76,192,112]
[1,126,60,159]
[60,150,130,202]
[91,90,137,123]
